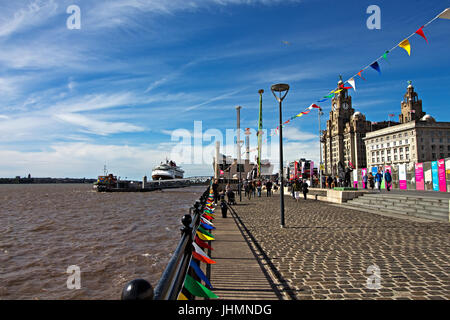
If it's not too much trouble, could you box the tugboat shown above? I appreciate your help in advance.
[93,173,118,192]
[151,159,184,180]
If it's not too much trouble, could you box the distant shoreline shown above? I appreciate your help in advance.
[0,177,96,184]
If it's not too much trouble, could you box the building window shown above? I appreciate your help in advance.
[388,156,391,162]
[387,143,390,147]
[431,145,436,151]
[432,153,436,160]
[394,155,398,161]
[405,139,408,144]
[400,154,403,160]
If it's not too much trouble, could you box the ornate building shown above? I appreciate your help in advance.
[321,78,392,176]
[364,82,450,169]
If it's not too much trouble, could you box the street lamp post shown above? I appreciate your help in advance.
[236,106,243,202]
[271,83,289,228]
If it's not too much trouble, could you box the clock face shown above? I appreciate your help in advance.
[332,103,337,111]
[343,102,349,110]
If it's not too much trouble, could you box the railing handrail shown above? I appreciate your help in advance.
[122,186,211,300]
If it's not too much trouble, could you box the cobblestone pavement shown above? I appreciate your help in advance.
[231,194,450,300]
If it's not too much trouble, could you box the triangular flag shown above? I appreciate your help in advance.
[438,8,450,19]
[201,222,215,230]
[399,39,411,56]
[415,26,428,43]
[195,236,214,251]
[192,242,216,264]
[348,78,356,91]
[317,99,328,103]
[193,251,216,264]
[370,61,381,74]
[310,104,321,109]
[177,292,188,300]
[198,226,214,237]
[202,214,214,221]
[201,217,214,226]
[324,94,334,98]
[382,50,389,61]
[295,112,304,118]
[183,274,218,299]
[357,70,366,80]
[189,260,213,289]
[196,231,214,241]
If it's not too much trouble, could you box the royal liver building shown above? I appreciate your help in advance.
[321,78,390,176]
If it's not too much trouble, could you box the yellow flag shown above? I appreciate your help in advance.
[399,39,411,56]
[178,292,188,300]
[197,231,215,241]
[295,113,304,118]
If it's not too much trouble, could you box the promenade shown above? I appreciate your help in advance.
[210,193,450,300]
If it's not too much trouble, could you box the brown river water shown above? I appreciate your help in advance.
[0,184,206,300]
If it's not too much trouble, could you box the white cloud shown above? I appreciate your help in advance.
[54,113,146,136]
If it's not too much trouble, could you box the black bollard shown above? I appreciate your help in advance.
[121,279,154,300]
[220,196,227,218]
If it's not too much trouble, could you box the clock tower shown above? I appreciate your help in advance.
[399,81,425,123]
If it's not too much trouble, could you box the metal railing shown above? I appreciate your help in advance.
[121,187,211,300]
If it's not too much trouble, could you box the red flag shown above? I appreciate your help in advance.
[357,70,366,80]
[193,251,216,264]
[195,237,214,251]
[310,104,321,109]
[415,26,428,43]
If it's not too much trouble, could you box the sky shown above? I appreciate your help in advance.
[0,0,449,179]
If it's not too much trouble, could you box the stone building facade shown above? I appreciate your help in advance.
[364,84,450,169]
[321,79,391,176]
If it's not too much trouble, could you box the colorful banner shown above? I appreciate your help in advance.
[362,168,367,189]
[399,164,407,190]
[353,170,358,188]
[431,161,439,191]
[415,163,424,191]
[438,159,447,192]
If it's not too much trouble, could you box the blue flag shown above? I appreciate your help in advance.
[370,61,381,74]
[201,222,215,230]
[189,260,213,289]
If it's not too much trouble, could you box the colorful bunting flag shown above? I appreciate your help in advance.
[357,70,366,80]
[370,61,381,73]
[196,230,214,241]
[189,260,213,289]
[415,26,428,43]
[195,236,214,251]
[382,50,389,61]
[192,242,216,264]
[348,78,356,91]
[177,292,188,300]
[183,274,218,299]
[324,93,334,98]
[317,99,328,103]
[399,39,411,56]
[438,8,450,19]
[201,222,215,230]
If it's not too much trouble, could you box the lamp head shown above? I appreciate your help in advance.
[271,83,290,102]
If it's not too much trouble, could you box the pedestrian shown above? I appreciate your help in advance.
[247,180,254,200]
[212,179,219,204]
[375,171,383,192]
[384,170,392,192]
[368,173,375,190]
[293,179,302,202]
[220,194,228,218]
[302,179,309,200]
[243,179,249,197]
[252,180,256,197]
[363,172,368,189]
[266,180,273,197]
[256,180,262,197]
[327,176,333,189]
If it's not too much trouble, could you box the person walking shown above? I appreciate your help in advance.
[384,170,392,191]
[247,180,253,200]
[266,180,273,197]
[243,179,249,197]
[363,172,368,189]
[256,180,262,197]
[302,179,309,200]
[293,179,302,202]
[327,176,333,189]
[375,171,383,192]
[368,173,375,190]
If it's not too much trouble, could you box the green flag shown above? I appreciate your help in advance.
[184,274,218,299]
[198,225,213,238]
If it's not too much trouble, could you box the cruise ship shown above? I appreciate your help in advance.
[151,159,184,180]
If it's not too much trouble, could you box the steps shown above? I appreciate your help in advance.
[345,193,449,222]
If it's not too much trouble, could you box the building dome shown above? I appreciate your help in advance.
[420,114,436,123]
[352,111,363,119]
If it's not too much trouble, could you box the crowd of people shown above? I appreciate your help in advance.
[323,169,392,192]
[211,178,280,205]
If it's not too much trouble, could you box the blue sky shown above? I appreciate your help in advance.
[0,0,449,178]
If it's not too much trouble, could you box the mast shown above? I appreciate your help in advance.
[257,89,264,178]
